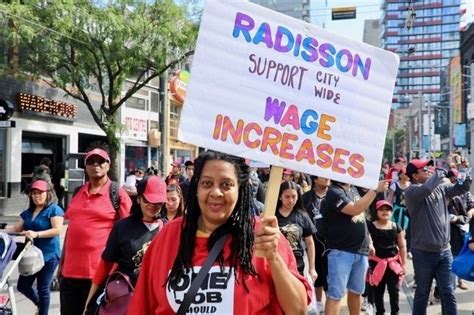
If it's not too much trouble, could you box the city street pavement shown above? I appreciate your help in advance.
[0,215,472,314]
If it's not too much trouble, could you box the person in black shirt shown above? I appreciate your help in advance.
[321,180,387,315]
[302,176,330,312]
[368,200,407,315]
[276,181,317,281]
[83,176,167,314]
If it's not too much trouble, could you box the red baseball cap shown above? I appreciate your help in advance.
[283,168,293,175]
[30,180,49,192]
[171,161,181,167]
[85,148,110,163]
[137,176,167,203]
[375,200,393,211]
[406,159,434,179]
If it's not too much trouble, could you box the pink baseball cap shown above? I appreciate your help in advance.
[30,180,49,192]
[85,148,110,163]
[375,200,393,211]
[137,176,167,203]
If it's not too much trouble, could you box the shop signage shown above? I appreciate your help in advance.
[178,0,399,189]
[169,70,189,103]
[122,107,149,141]
[332,7,356,20]
[17,93,77,120]
[0,99,14,121]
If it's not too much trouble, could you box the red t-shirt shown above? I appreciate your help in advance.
[62,179,132,278]
[127,217,312,315]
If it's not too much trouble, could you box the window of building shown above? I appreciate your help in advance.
[170,104,181,139]
[125,96,148,111]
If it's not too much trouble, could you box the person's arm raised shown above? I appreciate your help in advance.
[340,181,388,216]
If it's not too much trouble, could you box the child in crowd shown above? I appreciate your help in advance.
[368,200,407,315]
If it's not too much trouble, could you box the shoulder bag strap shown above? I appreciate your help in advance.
[176,234,228,315]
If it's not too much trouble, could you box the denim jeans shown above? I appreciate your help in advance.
[412,248,457,315]
[327,249,369,300]
[17,256,59,315]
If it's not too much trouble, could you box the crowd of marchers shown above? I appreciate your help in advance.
[2,146,473,315]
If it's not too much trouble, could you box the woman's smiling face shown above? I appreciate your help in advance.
[197,160,239,231]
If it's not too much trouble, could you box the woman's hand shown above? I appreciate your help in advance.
[254,216,281,261]
[309,269,318,282]
[22,230,37,240]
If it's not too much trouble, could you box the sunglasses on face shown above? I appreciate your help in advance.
[86,157,107,165]
[141,197,162,206]
[418,167,429,173]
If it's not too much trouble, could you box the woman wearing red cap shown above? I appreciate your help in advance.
[1,179,64,315]
[83,176,167,314]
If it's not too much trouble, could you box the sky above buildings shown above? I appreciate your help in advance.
[180,0,474,43]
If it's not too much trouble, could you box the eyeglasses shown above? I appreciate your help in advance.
[86,157,108,165]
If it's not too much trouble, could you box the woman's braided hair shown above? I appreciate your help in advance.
[168,151,257,290]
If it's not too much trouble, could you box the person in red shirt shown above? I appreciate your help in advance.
[165,161,186,185]
[128,151,312,315]
[384,157,406,184]
[58,147,132,315]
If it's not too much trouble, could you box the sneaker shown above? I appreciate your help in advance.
[363,303,374,315]
[458,279,469,290]
[361,299,374,313]
[316,301,324,314]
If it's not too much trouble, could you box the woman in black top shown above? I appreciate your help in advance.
[83,176,167,314]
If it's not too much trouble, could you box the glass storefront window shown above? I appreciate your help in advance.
[125,145,148,177]
[0,129,5,197]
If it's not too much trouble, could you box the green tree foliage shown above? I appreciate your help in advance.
[384,128,405,163]
[0,0,197,178]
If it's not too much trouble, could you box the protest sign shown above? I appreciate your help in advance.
[179,0,399,190]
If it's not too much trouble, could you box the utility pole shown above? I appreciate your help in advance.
[449,74,454,153]
[418,92,423,158]
[427,98,432,158]
[408,104,413,160]
[159,71,169,176]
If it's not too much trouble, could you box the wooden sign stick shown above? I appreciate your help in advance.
[255,165,283,258]
[262,165,283,217]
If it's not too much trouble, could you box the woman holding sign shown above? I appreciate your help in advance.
[128,151,311,314]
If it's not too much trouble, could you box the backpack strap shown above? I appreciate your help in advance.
[109,181,120,211]
[72,185,84,198]
[73,182,120,212]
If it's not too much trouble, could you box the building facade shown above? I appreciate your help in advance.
[0,73,198,215]
[380,0,461,109]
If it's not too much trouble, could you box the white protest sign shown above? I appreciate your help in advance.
[179,0,399,189]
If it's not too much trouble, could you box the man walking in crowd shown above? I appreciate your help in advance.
[165,161,185,185]
[405,159,471,315]
[321,179,388,315]
[59,147,132,315]
[179,160,194,200]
